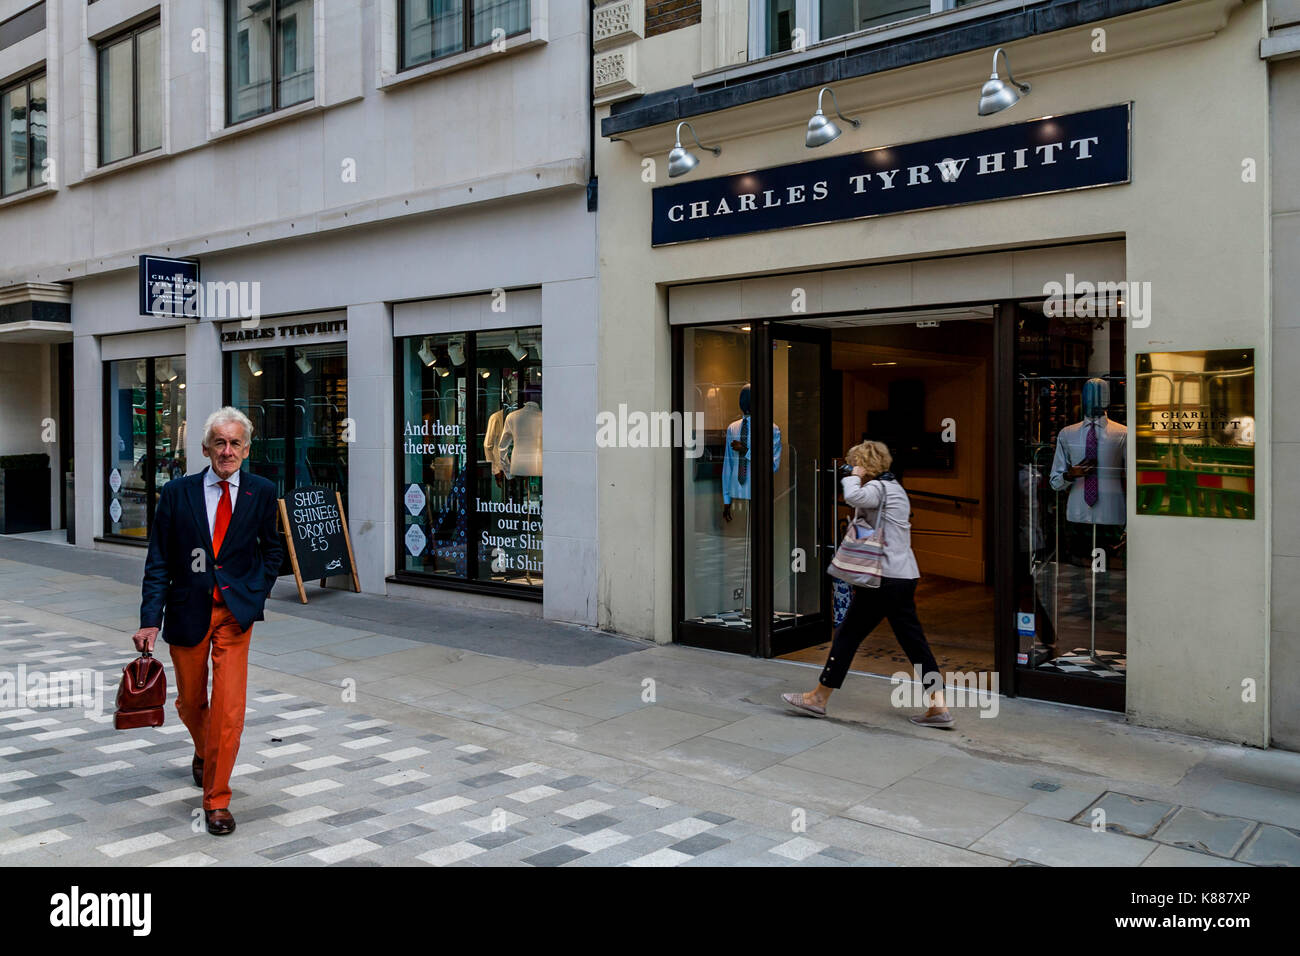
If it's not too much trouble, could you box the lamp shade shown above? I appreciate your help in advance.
[978,48,1030,116]
[667,145,699,178]
[805,112,842,148]
[805,88,859,148]
[417,339,436,367]
[666,121,719,178]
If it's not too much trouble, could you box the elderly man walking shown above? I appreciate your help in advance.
[132,407,283,835]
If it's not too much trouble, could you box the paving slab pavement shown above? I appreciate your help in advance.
[1,540,1298,867]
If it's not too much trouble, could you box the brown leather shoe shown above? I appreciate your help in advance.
[191,754,204,788]
[205,808,236,836]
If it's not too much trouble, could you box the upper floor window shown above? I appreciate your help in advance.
[755,0,934,57]
[226,0,315,125]
[1,71,46,195]
[399,0,530,71]
[98,21,162,165]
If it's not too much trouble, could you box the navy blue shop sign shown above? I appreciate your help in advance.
[651,104,1130,246]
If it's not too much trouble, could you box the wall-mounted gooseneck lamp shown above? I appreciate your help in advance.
[667,121,721,178]
[978,47,1031,116]
[806,87,860,148]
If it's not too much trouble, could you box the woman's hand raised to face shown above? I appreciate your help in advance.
[851,465,868,478]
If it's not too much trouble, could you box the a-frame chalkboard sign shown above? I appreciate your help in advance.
[277,486,361,603]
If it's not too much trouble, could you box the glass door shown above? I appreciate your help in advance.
[765,323,832,657]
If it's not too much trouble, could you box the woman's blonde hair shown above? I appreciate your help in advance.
[846,440,892,477]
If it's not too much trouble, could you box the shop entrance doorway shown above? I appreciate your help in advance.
[772,311,996,679]
[674,296,1129,713]
[676,306,998,677]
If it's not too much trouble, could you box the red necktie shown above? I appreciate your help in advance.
[212,480,231,604]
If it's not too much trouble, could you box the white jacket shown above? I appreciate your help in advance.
[841,476,920,580]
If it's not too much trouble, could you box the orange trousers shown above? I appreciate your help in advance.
[168,604,251,811]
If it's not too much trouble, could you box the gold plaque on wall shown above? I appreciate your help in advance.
[1134,349,1255,518]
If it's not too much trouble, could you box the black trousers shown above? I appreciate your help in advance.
[819,577,941,691]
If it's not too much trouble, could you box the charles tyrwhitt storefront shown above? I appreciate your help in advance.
[594,0,1273,745]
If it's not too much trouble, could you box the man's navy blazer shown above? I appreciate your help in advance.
[140,467,284,647]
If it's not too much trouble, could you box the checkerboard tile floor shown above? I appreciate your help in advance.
[0,615,874,867]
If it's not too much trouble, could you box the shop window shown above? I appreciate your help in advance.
[1,71,44,196]
[104,356,186,540]
[98,20,162,166]
[1014,300,1127,684]
[226,0,315,125]
[681,325,756,629]
[397,327,542,591]
[226,343,348,502]
[399,0,530,70]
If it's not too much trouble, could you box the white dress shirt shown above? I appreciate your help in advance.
[720,416,782,505]
[500,402,542,478]
[1048,414,1127,525]
[841,476,920,579]
[203,466,240,538]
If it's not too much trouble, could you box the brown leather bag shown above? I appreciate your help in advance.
[114,650,167,730]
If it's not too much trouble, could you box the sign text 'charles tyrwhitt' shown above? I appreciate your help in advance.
[651,104,1131,246]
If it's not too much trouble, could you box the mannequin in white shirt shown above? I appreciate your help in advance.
[1049,378,1127,525]
[500,397,542,479]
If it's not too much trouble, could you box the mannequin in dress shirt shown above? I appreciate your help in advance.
[721,384,782,523]
[483,407,506,488]
[500,388,542,479]
[1049,378,1127,525]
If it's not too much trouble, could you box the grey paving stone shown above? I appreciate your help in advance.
[1236,824,1300,866]
[1,747,62,761]
[561,813,621,836]
[469,829,526,850]
[523,844,589,867]
[257,836,330,861]
[818,845,863,863]
[696,810,734,825]
[368,823,434,847]
[462,772,512,788]
[1079,792,1177,838]
[326,808,384,827]
[548,775,595,791]
[1152,807,1256,859]
[92,785,159,804]
[9,812,86,834]
[669,832,730,856]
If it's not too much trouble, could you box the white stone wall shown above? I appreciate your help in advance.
[11,1,598,625]
[594,1,1275,744]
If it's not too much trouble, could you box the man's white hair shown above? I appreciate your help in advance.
[202,406,254,447]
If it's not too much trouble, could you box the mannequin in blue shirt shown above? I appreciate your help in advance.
[721,384,782,523]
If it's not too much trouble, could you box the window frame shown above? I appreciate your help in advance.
[224,0,316,128]
[749,0,949,59]
[0,69,46,196]
[392,324,544,598]
[96,19,161,168]
[397,0,532,74]
[101,354,187,543]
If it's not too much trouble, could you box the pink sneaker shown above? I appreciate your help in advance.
[781,692,827,718]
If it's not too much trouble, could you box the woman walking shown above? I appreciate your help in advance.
[782,440,952,728]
